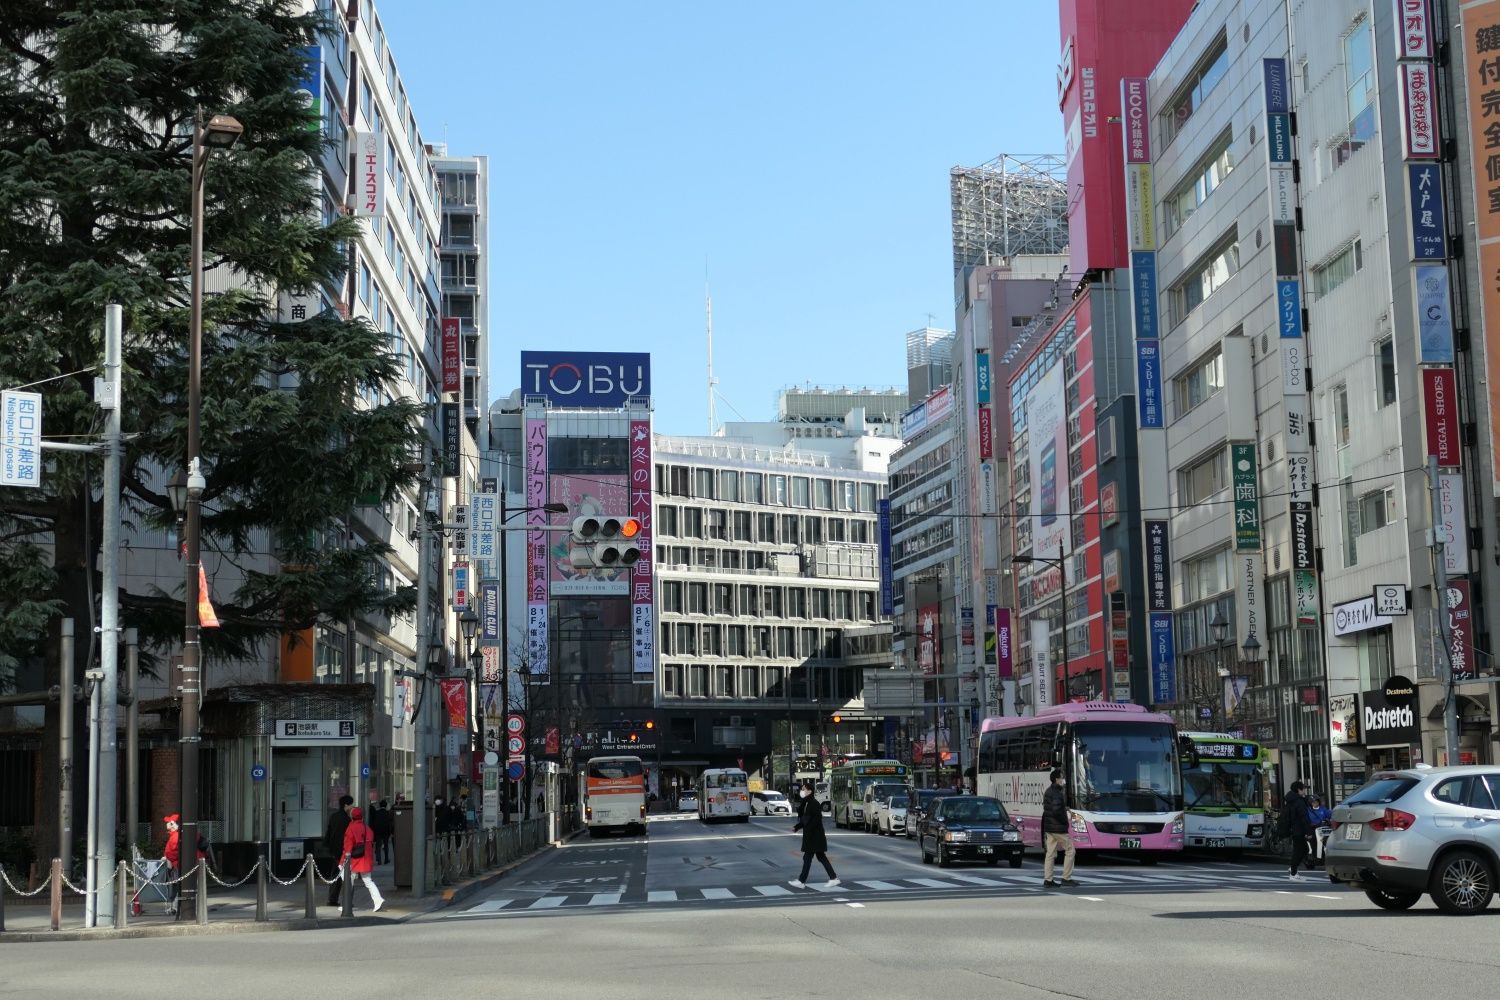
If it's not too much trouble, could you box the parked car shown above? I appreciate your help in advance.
[881,794,910,837]
[906,788,962,839]
[917,795,1024,868]
[751,790,793,816]
[863,783,909,833]
[1325,766,1500,914]
[675,791,698,814]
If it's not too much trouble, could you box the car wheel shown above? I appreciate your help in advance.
[985,858,999,867]
[1430,849,1495,915]
[937,845,952,868]
[1009,856,1024,869]
[921,839,933,865]
[1363,887,1422,911]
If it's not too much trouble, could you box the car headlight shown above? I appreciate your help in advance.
[1170,814,1185,835]
[1003,831,1021,842]
[944,831,969,843]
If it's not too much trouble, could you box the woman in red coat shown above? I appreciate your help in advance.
[340,806,385,912]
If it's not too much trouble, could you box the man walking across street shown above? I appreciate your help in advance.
[1282,780,1314,879]
[789,781,839,889]
[1042,769,1078,889]
[325,794,354,907]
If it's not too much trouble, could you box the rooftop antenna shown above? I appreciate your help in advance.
[706,261,718,435]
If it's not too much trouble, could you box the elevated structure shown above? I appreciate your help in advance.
[949,154,1068,272]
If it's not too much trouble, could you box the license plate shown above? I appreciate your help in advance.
[1345,823,1362,841]
[978,846,993,855]
[1120,837,1142,849]
[1205,838,1226,849]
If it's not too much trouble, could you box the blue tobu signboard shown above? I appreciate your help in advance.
[1408,163,1447,260]
[1137,340,1162,428]
[520,351,651,408]
[1149,612,1176,705]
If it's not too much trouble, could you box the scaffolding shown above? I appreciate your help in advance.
[950,153,1069,272]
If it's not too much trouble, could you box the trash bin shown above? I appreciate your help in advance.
[393,800,413,888]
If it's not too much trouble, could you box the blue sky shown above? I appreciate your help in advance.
[378,1,1064,435]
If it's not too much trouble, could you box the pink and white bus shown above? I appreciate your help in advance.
[976,702,1185,856]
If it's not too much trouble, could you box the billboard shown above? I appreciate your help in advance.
[1025,361,1069,558]
[1149,612,1175,705]
[525,416,550,676]
[629,417,655,674]
[1459,3,1500,492]
[1408,163,1447,259]
[351,128,384,218]
[1422,367,1460,466]
[917,604,940,676]
[1415,264,1455,363]
[994,607,1014,680]
[520,351,650,408]
[548,474,630,594]
[877,500,894,616]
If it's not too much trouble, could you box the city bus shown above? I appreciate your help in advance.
[579,755,647,837]
[976,702,1185,856]
[828,759,910,829]
[698,768,752,823]
[1179,731,1268,851]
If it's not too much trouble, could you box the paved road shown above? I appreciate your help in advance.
[6,814,1500,1000]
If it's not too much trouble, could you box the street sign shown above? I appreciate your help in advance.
[251,764,267,782]
[360,763,370,778]
[507,761,525,781]
[507,735,524,755]
[506,713,526,736]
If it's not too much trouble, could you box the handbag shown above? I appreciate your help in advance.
[350,830,367,860]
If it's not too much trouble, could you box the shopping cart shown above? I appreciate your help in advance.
[130,847,175,916]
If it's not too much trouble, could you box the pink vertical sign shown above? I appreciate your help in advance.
[629,418,655,674]
[525,416,549,676]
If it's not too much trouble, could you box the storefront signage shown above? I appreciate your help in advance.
[1231,443,1260,550]
[1290,501,1315,570]
[995,607,1013,680]
[1100,481,1119,527]
[520,351,651,408]
[1373,584,1409,617]
[975,350,991,404]
[1415,264,1455,363]
[1438,472,1470,575]
[1396,0,1433,60]
[1131,251,1158,340]
[1331,595,1393,637]
[1145,520,1170,612]
[629,416,655,675]
[524,415,550,676]
[1137,340,1162,428]
[1399,61,1440,159]
[1422,367,1461,466]
[978,404,993,460]
[1329,694,1357,746]
[1149,612,1175,705]
[1277,279,1303,337]
[1444,579,1475,678]
[1361,687,1421,748]
[1461,4,1500,494]
[273,719,356,746]
[442,317,461,393]
[1408,162,1447,259]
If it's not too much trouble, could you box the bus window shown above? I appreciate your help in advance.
[590,760,644,781]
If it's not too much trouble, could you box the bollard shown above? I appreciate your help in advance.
[49,858,61,931]
[114,861,129,930]
[303,855,317,920]
[340,859,353,918]
[1,866,7,932]
[196,863,208,925]
[255,855,268,922]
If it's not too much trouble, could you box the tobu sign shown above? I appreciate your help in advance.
[520,351,650,408]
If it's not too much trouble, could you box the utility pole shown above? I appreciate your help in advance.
[1426,456,1462,763]
[125,629,139,863]
[93,303,123,925]
[498,492,512,825]
[411,444,433,899]
[59,619,75,873]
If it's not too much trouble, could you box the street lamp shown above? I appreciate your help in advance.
[1210,608,1229,731]
[1012,549,1070,702]
[177,106,243,923]
[496,498,566,823]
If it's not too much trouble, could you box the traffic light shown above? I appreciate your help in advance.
[569,515,642,568]
[644,720,655,730]
[831,714,842,724]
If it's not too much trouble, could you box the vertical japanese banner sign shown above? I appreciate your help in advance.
[1460,4,1500,494]
[0,390,42,488]
[877,500,894,616]
[525,416,550,676]
[442,317,461,394]
[1231,443,1261,551]
[440,679,467,728]
[995,607,1013,680]
[629,417,654,674]
[1030,619,1050,712]
[351,128,383,218]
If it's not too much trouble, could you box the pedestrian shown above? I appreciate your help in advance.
[370,799,394,865]
[161,812,208,916]
[537,790,547,814]
[1280,781,1315,878]
[324,794,354,907]
[340,806,386,913]
[1307,794,1332,867]
[1042,768,1079,888]
[789,781,840,889]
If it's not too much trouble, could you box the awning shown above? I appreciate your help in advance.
[1427,694,1490,722]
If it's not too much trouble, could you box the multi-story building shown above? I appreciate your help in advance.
[434,153,490,447]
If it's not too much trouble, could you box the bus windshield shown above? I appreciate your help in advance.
[702,771,747,788]
[1184,763,1261,811]
[589,759,643,780]
[1073,722,1183,813]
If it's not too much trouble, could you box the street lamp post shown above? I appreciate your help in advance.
[176,108,243,923]
[1012,548,1069,704]
[459,609,479,796]
[1210,608,1229,731]
[497,497,566,823]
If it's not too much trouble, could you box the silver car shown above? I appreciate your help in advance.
[1325,766,1500,914]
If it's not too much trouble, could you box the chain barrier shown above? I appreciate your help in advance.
[0,868,50,898]
[59,864,124,897]
[265,856,313,888]
[206,861,259,889]
[315,861,342,885]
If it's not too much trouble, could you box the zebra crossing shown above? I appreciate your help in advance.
[442,866,1334,918]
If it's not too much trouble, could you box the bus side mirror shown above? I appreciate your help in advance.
[1177,735,1200,769]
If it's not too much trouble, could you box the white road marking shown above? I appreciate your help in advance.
[466,899,511,913]
[1080,896,1105,901]
[854,880,903,891]
[1309,894,1340,900]
[530,896,568,909]
[646,890,677,903]
[941,874,1010,886]
[587,893,621,906]
[700,888,735,900]
[754,885,793,896]
[845,902,865,908]
[907,878,960,889]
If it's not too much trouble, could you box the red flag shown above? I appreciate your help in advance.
[198,565,220,629]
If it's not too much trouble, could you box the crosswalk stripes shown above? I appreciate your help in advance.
[443,867,1343,918]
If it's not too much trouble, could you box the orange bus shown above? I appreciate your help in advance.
[580,755,647,837]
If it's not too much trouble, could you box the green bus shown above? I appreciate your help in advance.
[829,759,910,829]
[1179,732,1268,851]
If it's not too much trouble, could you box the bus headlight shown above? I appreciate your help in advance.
[943,831,969,843]
[1170,813,1185,835]
[1070,814,1088,834]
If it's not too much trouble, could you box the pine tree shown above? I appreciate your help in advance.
[0,1,424,860]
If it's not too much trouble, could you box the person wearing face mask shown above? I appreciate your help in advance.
[789,781,840,889]
[1042,768,1079,888]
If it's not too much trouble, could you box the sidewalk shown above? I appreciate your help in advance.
[0,828,579,942]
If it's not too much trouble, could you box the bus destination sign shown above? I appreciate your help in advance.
[1194,741,1259,761]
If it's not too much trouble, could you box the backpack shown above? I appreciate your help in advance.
[1275,803,1294,837]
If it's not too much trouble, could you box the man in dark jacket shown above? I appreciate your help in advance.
[1041,769,1078,888]
[1283,781,1314,878]
[324,794,354,906]
[789,782,839,888]
[369,799,394,865]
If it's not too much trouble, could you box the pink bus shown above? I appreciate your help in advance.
[976,702,1185,856]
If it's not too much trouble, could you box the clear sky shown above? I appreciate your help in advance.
[377,1,1065,436]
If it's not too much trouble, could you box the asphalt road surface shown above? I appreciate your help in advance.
[5,814,1497,1000]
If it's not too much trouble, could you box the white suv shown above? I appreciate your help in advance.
[1326,766,1500,914]
[863,783,909,834]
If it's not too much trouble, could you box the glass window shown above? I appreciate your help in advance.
[1171,235,1240,325]
[1177,447,1227,506]
[770,475,787,506]
[720,471,740,502]
[744,473,763,504]
[1333,386,1351,448]
[792,477,811,508]
[1165,35,1229,141]
[1073,722,1184,813]
[859,483,876,512]
[1378,338,1397,407]
[1311,240,1362,299]
[814,479,833,510]
[1164,130,1235,236]
[695,468,715,499]
[1172,347,1225,418]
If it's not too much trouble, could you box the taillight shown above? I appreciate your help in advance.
[585,805,592,821]
[640,803,647,818]
[1330,821,1342,831]
[1369,808,1416,832]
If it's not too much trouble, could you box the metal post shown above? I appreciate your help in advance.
[114,860,128,930]
[95,303,124,927]
[59,620,75,876]
[256,848,268,922]
[1427,457,1462,763]
[303,854,316,920]
[49,858,62,932]
[195,862,207,925]
[412,445,432,898]
[179,108,208,924]
[499,492,511,825]
[340,859,352,918]
[85,672,100,927]
[125,629,139,859]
